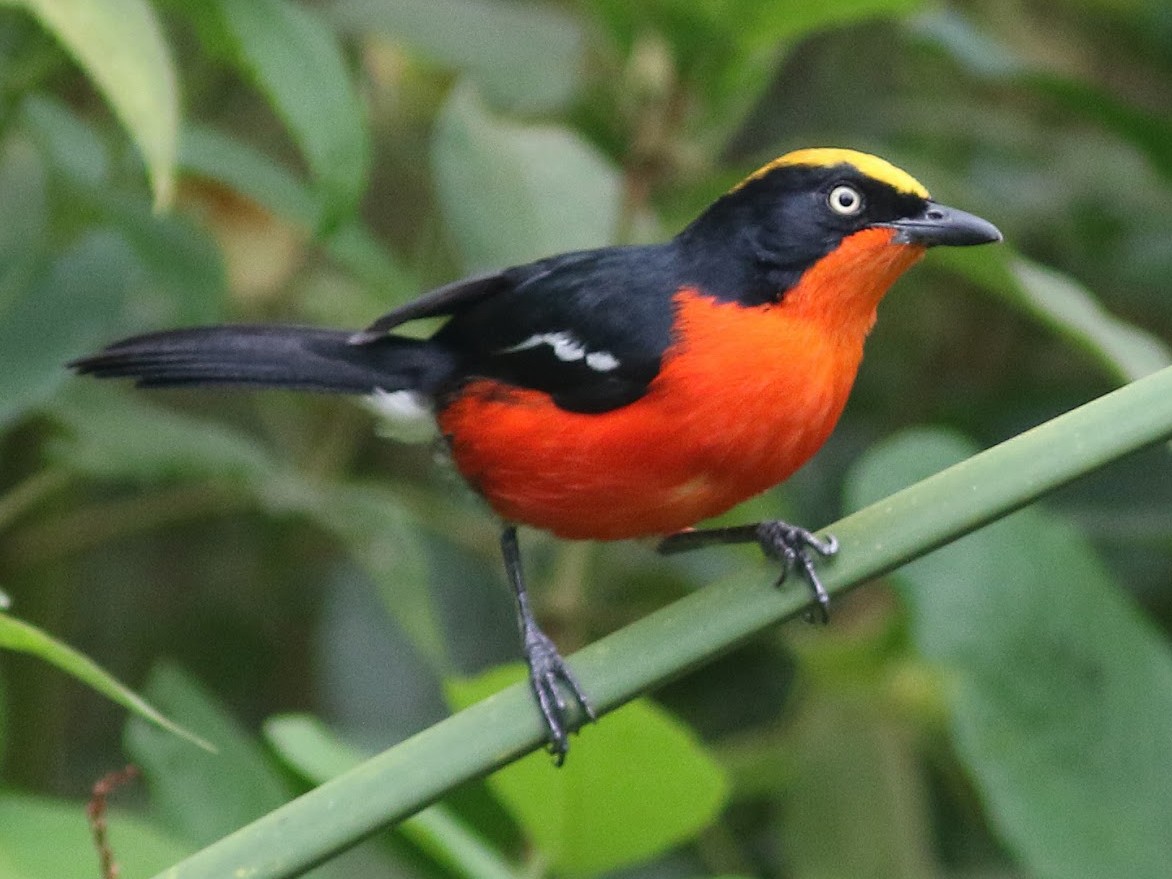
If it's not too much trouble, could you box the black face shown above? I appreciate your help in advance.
[677,162,929,306]
[759,163,929,247]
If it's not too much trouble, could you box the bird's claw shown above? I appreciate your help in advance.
[523,624,595,765]
[755,521,838,624]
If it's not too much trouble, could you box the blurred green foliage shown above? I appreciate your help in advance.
[1,0,1171,877]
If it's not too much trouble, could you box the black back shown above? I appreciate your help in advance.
[354,161,928,413]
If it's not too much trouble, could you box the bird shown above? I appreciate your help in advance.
[71,147,1002,763]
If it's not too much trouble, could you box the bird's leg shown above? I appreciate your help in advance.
[657,522,839,623]
[500,525,595,764]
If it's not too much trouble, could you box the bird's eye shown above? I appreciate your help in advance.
[828,184,864,216]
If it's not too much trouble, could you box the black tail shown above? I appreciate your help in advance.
[70,325,458,396]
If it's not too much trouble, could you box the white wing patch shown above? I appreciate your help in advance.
[501,331,621,372]
[504,331,584,361]
[585,350,620,371]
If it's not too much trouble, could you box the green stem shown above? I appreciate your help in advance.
[154,365,1172,879]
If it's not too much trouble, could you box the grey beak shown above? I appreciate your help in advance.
[885,201,1003,247]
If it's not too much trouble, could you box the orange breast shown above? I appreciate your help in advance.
[437,229,924,540]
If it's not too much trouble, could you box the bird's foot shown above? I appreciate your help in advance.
[754,521,839,624]
[522,624,595,765]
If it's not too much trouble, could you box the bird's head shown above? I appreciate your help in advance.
[679,147,1001,312]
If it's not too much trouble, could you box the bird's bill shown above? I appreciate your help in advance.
[884,201,1002,247]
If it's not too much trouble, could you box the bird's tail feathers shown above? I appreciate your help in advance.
[70,325,456,397]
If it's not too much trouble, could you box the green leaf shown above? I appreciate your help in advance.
[305,482,445,668]
[847,430,1172,879]
[11,0,178,207]
[432,83,623,272]
[126,664,293,846]
[14,100,226,329]
[0,133,47,312]
[935,247,1171,383]
[265,714,520,879]
[94,194,229,326]
[912,10,1172,181]
[179,125,414,296]
[180,126,315,223]
[1008,257,1170,381]
[265,713,365,781]
[447,665,729,877]
[0,231,138,429]
[205,0,371,232]
[18,94,111,187]
[0,656,8,763]
[0,612,212,751]
[0,792,190,879]
[591,0,922,142]
[739,0,923,47]
[327,0,584,113]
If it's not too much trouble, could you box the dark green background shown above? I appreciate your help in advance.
[1,0,1171,876]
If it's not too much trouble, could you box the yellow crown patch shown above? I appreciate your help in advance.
[736,148,930,199]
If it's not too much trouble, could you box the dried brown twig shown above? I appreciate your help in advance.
[87,765,140,879]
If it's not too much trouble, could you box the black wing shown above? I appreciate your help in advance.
[435,245,682,413]
[354,245,682,413]
[348,269,513,344]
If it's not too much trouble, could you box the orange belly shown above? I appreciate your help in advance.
[437,232,923,540]
[437,293,856,539]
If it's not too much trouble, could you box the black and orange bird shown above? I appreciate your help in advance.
[72,148,1001,761]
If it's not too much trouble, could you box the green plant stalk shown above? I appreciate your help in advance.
[153,365,1172,879]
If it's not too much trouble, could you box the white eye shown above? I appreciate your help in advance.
[828,184,864,216]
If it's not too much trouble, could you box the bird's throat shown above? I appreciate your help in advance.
[784,227,926,342]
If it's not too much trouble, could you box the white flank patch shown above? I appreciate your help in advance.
[502,331,620,372]
[364,388,437,443]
